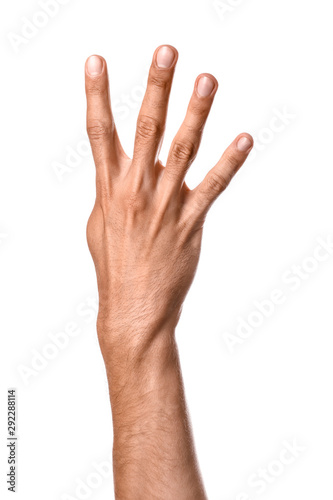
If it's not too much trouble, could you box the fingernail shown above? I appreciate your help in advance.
[87,55,103,76]
[197,76,215,97]
[156,46,176,68]
[237,136,253,152]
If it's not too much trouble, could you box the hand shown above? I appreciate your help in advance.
[85,45,253,499]
[85,45,253,346]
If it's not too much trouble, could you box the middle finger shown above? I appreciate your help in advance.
[132,45,178,176]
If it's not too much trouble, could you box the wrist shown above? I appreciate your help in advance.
[97,303,180,347]
[98,321,179,422]
[97,312,177,364]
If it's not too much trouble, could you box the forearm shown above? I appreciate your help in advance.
[98,322,207,500]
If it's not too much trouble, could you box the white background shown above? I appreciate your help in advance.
[1,0,333,498]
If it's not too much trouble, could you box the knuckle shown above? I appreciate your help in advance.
[224,153,240,172]
[126,190,146,213]
[206,172,229,194]
[189,101,208,119]
[87,120,112,142]
[148,74,170,91]
[136,115,162,141]
[171,140,196,163]
[184,122,204,136]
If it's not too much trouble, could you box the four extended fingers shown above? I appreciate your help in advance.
[85,48,253,220]
[85,55,125,194]
[189,133,253,217]
[132,45,178,174]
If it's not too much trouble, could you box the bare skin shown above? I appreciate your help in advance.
[85,45,253,499]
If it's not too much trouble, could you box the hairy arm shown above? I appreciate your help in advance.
[101,326,204,499]
[84,45,253,499]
